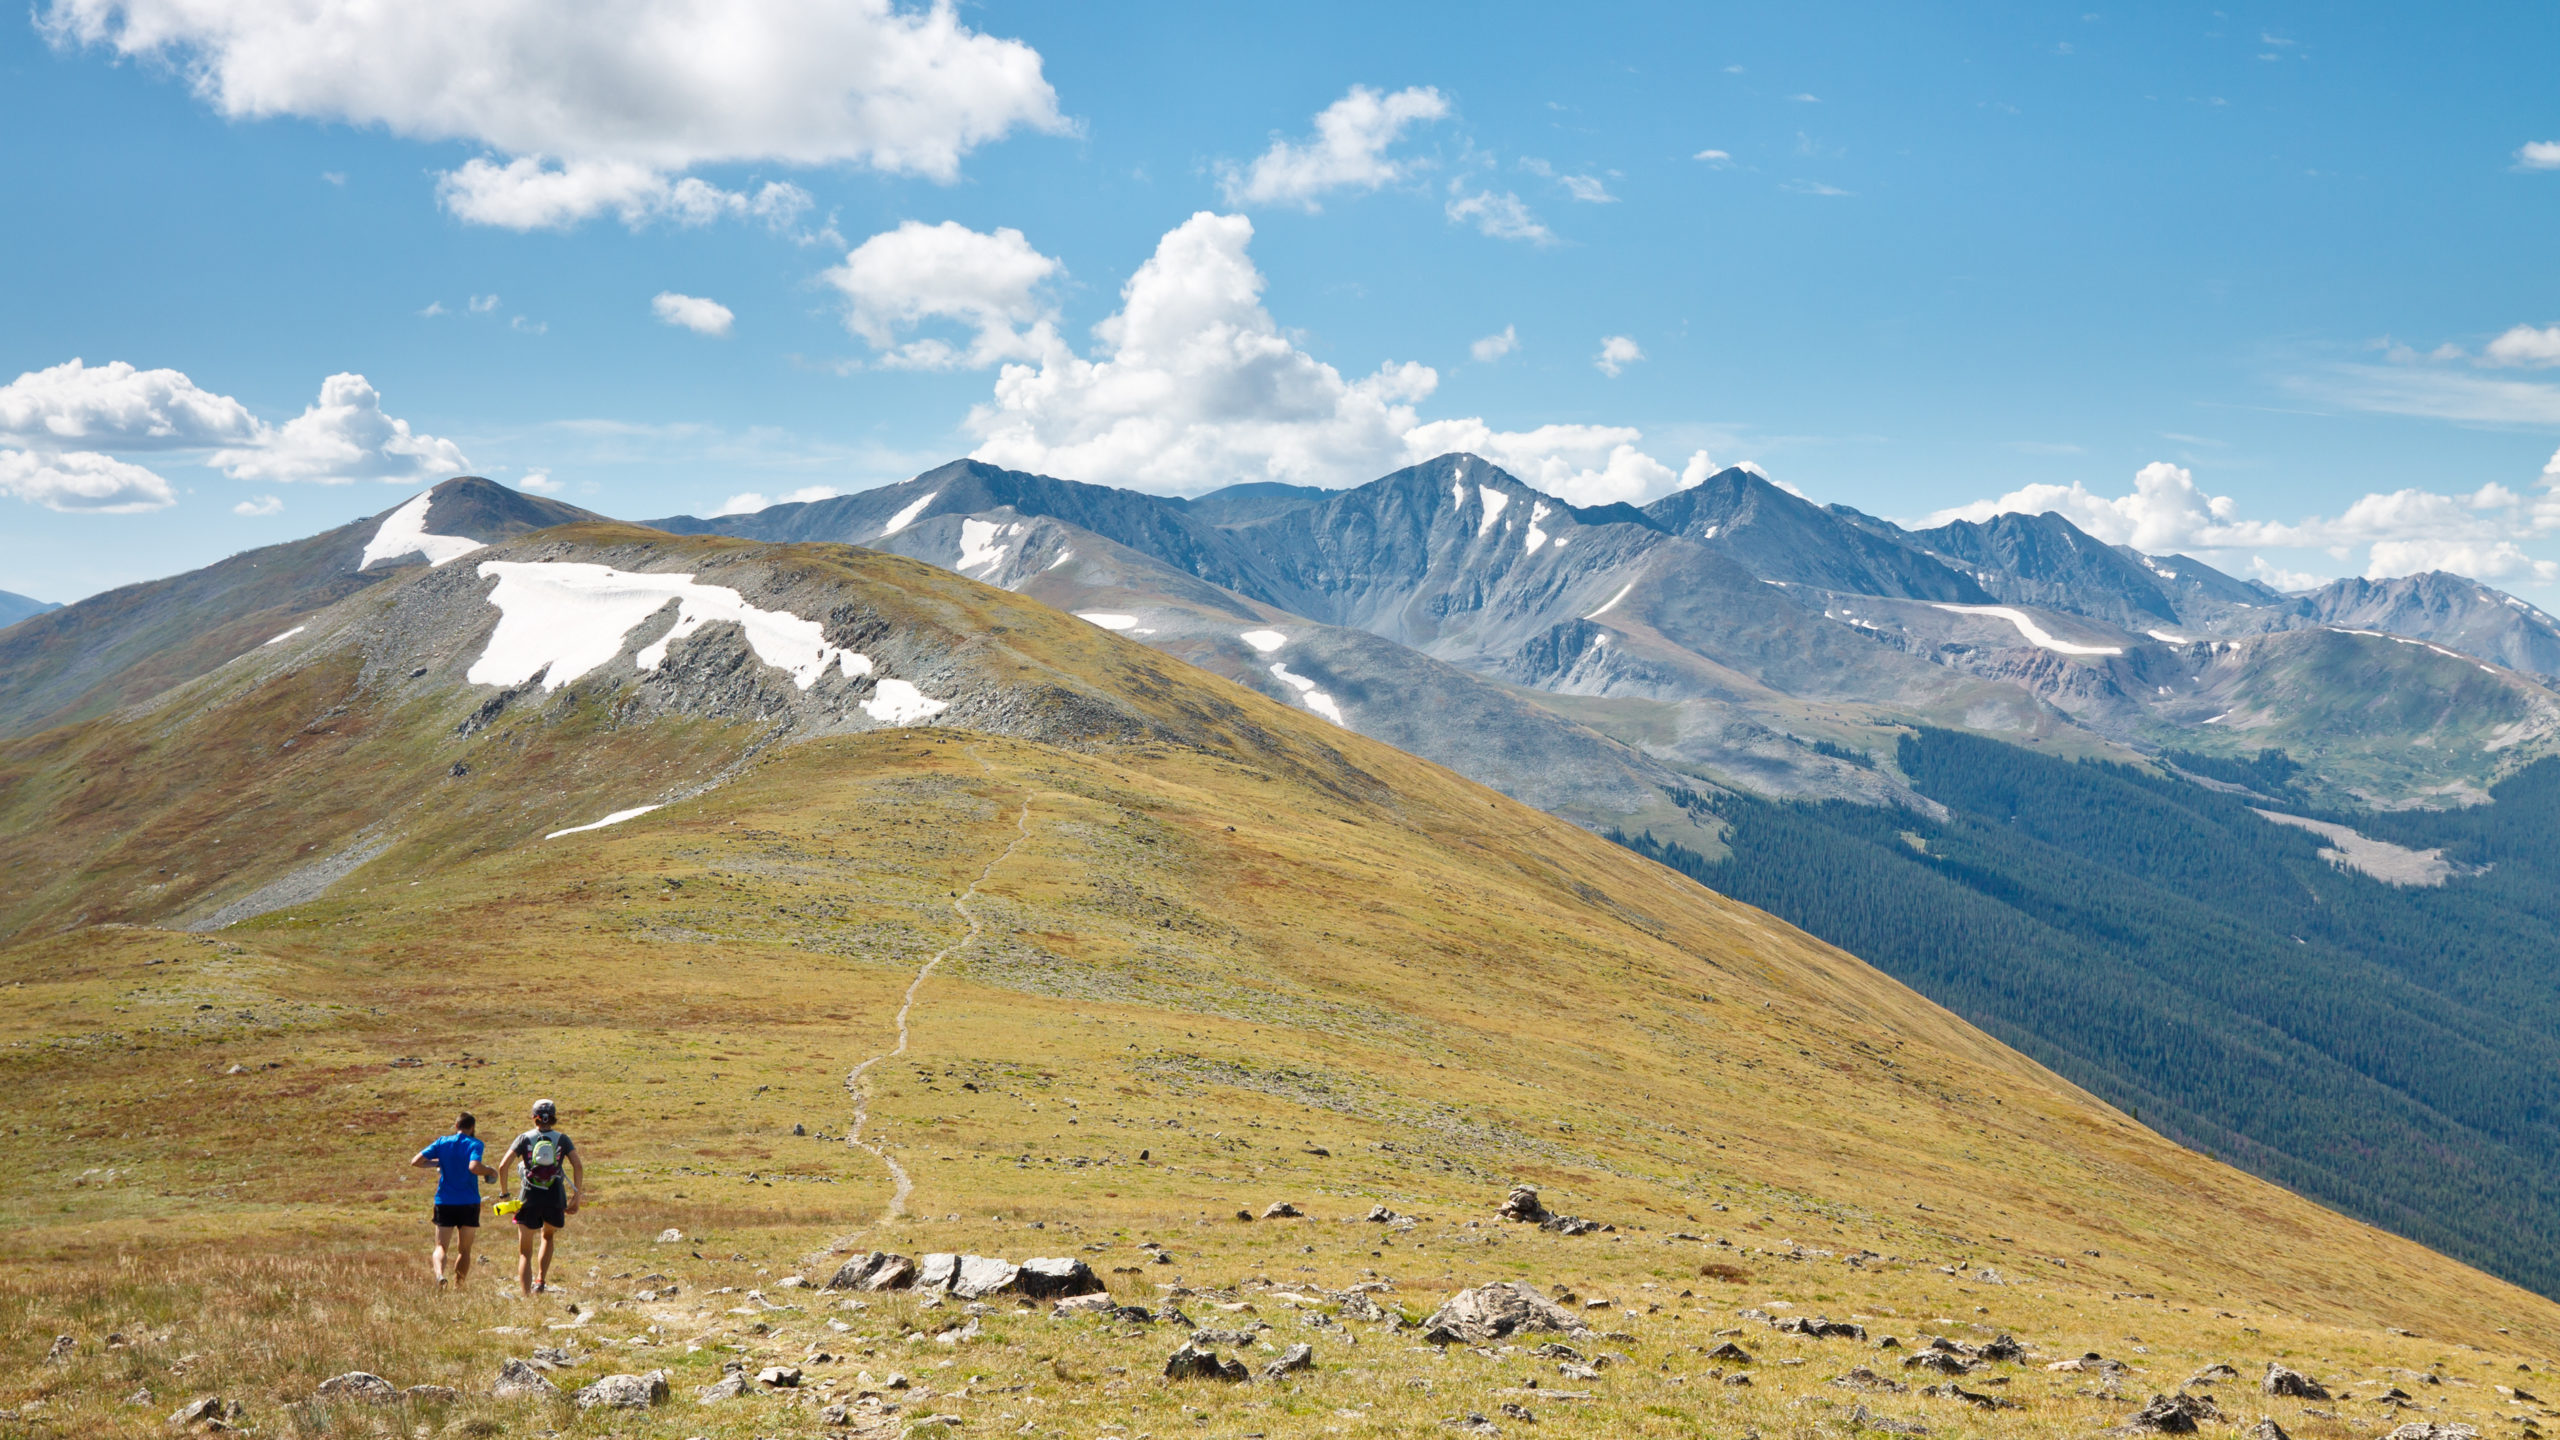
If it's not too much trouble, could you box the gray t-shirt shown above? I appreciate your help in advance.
[509,1128,576,1191]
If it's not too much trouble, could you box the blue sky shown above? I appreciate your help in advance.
[3,1,2556,603]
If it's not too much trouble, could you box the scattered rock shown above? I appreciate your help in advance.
[2186,1363,2238,1386]
[1924,1384,2016,1410]
[2122,1392,2221,1433]
[757,1365,803,1387]
[1501,1400,1538,1423]
[124,1387,153,1407]
[694,1372,754,1404]
[1725,1372,1754,1387]
[2379,1427,2480,1440]
[655,1228,684,1244]
[168,1396,240,1428]
[1265,1343,1316,1378]
[1776,1315,1869,1341]
[1540,1216,1601,1236]
[1978,1335,2027,1362]
[1053,1292,1117,1316]
[1423,1281,1591,1346]
[2262,1363,2331,1400]
[573,1371,669,1410]
[44,1336,73,1365]
[1339,1292,1390,1324]
[313,1373,396,1404]
[403,1385,457,1405]
[490,1359,559,1400]
[1833,1367,1909,1394]
[1164,1342,1250,1382]
[1904,1352,1975,1376]
[1263,1201,1305,1218]
[1706,1341,1755,1364]
[1850,1402,1930,1435]
[2242,1420,2291,1440]
[1498,1185,1550,1223]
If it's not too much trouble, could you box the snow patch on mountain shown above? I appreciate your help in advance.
[1269,662,1345,725]
[1525,501,1552,555]
[361,491,486,570]
[958,519,1012,573]
[547,804,660,840]
[862,679,949,725]
[1477,486,1509,536]
[879,490,939,538]
[1077,612,1138,630]
[264,625,306,645]
[1240,629,1288,653]
[468,561,879,693]
[1932,603,2125,656]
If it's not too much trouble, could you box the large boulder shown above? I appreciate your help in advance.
[2260,1363,2329,1400]
[1421,1281,1590,1346]
[1497,1186,1549,1223]
[826,1251,917,1291]
[951,1255,1022,1300]
[491,1359,559,1400]
[1017,1257,1106,1299]
[2123,1392,2220,1434]
[695,1372,754,1404]
[573,1371,669,1410]
[312,1373,395,1404]
[917,1253,961,1291]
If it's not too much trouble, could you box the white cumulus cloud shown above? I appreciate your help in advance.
[652,291,735,337]
[1470,326,1518,363]
[1930,458,2560,585]
[41,0,1065,230]
[824,220,1063,369]
[2484,324,2560,368]
[232,493,283,516]
[714,485,843,516]
[210,373,469,485]
[1594,335,1644,377]
[0,448,178,512]
[1219,85,1449,209]
[2517,141,2560,171]
[963,212,1712,507]
[1446,188,1553,244]
[0,358,259,449]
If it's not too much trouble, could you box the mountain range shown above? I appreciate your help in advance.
[12,462,2560,1307]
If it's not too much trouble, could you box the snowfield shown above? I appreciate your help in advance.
[361,492,486,570]
[464,561,947,725]
[1268,663,1346,725]
[878,491,938,538]
[1075,612,1138,630]
[1239,629,1288,653]
[1931,603,2125,656]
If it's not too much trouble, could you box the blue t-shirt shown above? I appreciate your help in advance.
[421,1134,484,1206]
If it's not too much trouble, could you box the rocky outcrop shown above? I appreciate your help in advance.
[2260,1362,2330,1400]
[827,1250,918,1291]
[1164,1343,1249,1382]
[1421,1281,1590,1345]
[312,1373,394,1404]
[573,1372,669,1410]
[490,1359,559,1399]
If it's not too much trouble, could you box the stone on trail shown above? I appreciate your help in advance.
[2261,1362,2330,1400]
[490,1359,559,1399]
[1422,1280,1590,1346]
[312,1372,396,1404]
[1264,1342,1316,1378]
[1164,1342,1250,1382]
[1498,1185,1550,1223]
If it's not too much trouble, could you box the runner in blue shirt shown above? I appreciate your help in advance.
[409,1113,497,1287]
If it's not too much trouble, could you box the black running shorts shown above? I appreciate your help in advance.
[514,1185,568,1230]
[432,1201,481,1228]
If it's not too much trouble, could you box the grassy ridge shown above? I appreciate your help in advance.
[7,539,2560,1436]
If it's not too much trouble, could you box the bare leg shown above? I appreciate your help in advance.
[432,1225,456,1284]
[454,1224,477,1286]
[534,1225,559,1291]
[517,1224,539,1296]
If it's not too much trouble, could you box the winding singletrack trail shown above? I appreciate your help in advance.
[842,775,1034,1225]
